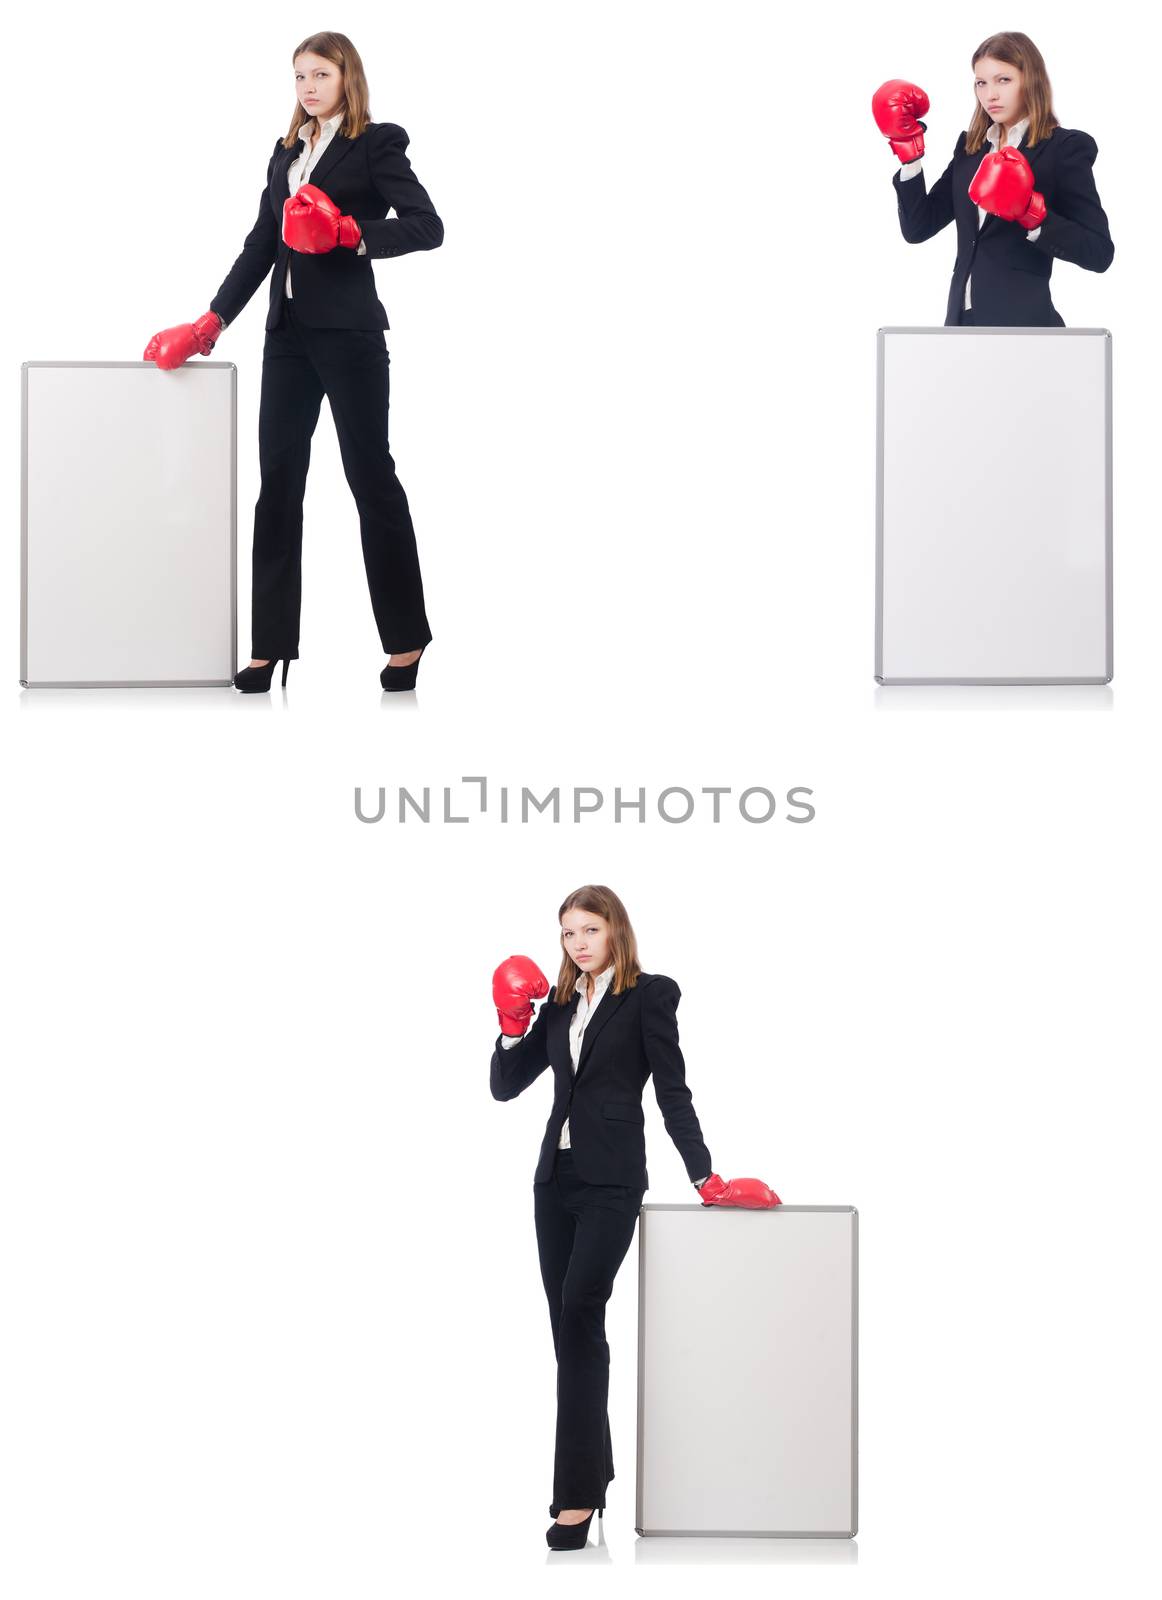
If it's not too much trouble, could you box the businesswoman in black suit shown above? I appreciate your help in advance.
[872,31,1113,326]
[490,885,779,1551]
[144,31,443,693]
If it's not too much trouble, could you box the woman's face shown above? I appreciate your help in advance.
[560,909,612,976]
[295,52,345,124]
[974,57,1027,127]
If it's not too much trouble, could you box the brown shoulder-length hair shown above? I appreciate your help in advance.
[965,32,1059,154]
[554,885,642,1003]
[281,32,373,148]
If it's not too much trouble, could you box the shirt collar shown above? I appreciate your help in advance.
[986,114,1030,151]
[580,963,615,999]
[301,110,344,144]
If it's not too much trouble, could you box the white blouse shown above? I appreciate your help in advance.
[557,961,616,1150]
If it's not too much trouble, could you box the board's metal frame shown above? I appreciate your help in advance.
[635,1203,858,1538]
[874,327,1113,686]
[20,361,238,688]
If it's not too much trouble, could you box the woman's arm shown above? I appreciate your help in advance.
[1028,130,1114,274]
[358,123,444,258]
[892,134,963,244]
[642,977,713,1184]
[490,988,553,1101]
[209,138,282,329]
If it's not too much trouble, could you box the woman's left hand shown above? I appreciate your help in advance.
[698,1172,781,1208]
[968,147,1046,230]
[282,184,364,253]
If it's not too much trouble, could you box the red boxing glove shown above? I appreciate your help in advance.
[698,1172,781,1208]
[143,310,222,371]
[282,183,363,253]
[492,954,550,1037]
[871,79,930,163]
[968,147,1046,229]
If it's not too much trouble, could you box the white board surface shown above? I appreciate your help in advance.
[876,329,1112,684]
[21,363,236,686]
[636,1204,857,1537]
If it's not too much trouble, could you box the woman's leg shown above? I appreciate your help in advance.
[310,330,433,656]
[534,1168,575,1518]
[534,1173,575,1360]
[549,1156,642,1517]
[250,317,325,661]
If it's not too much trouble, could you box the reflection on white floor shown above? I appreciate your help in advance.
[873,685,1113,711]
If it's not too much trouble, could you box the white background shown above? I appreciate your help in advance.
[4,2,1160,1596]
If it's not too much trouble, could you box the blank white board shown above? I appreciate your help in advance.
[636,1204,857,1537]
[21,363,237,686]
[876,329,1112,684]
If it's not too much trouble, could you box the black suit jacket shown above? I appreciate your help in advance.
[490,972,712,1190]
[892,126,1113,327]
[210,122,443,332]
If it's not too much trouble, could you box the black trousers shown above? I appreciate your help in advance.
[959,307,977,325]
[250,300,432,659]
[533,1147,644,1516]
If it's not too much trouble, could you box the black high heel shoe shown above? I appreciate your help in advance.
[379,645,426,693]
[545,1508,600,1551]
[233,658,290,693]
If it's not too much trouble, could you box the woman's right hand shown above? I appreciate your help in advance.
[492,954,550,1036]
[872,79,929,163]
[143,310,223,371]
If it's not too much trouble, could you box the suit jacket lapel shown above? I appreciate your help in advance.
[549,991,580,1073]
[574,986,629,1083]
[285,129,357,195]
[303,132,356,193]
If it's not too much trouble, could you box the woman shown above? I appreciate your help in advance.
[872,32,1113,326]
[490,885,779,1551]
[143,31,443,693]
